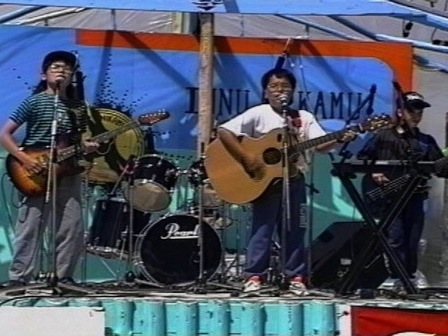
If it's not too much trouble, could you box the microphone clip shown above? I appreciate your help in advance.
[279,94,289,107]
[124,155,138,175]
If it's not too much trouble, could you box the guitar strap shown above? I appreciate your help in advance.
[287,108,302,129]
[66,102,87,167]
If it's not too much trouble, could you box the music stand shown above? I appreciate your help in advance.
[331,161,426,296]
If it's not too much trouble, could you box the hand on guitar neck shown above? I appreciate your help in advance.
[82,139,100,154]
[371,173,390,185]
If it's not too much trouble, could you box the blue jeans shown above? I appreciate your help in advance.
[387,193,426,278]
[243,175,307,280]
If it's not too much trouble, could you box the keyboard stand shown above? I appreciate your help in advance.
[331,162,422,296]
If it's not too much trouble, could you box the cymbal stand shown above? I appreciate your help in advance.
[186,147,239,294]
[188,150,208,293]
[122,155,139,284]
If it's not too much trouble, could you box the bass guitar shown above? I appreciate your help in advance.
[204,114,391,204]
[6,110,169,197]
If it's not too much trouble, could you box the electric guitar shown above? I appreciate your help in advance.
[204,114,391,204]
[6,110,169,197]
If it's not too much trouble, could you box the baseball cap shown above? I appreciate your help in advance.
[404,91,431,109]
[41,50,77,72]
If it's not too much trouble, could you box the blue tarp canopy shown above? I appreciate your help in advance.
[0,0,442,17]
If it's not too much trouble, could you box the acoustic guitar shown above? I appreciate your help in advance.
[6,110,169,197]
[204,114,391,204]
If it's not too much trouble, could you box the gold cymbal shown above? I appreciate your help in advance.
[83,107,144,184]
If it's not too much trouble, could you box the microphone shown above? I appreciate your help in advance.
[392,80,405,109]
[365,84,376,115]
[55,78,65,87]
[402,21,413,38]
[279,93,289,106]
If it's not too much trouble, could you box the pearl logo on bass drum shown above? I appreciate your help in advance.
[161,223,200,239]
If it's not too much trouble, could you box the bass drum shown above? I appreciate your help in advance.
[83,108,144,185]
[135,214,222,286]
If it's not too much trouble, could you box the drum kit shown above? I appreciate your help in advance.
[82,109,249,289]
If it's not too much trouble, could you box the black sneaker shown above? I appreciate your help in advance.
[2,280,26,288]
[59,277,76,285]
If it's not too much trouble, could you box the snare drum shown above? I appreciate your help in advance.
[135,214,222,286]
[189,160,222,208]
[122,154,178,212]
[87,197,151,259]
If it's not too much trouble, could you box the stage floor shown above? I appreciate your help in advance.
[1,279,448,336]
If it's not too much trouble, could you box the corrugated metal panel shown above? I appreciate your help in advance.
[4,296,448,335]
[0,297,342,336]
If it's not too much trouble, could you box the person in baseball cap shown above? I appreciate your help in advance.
[0,48,98,289]
[41,50,77,73]
[403,91,431,109]
[357,87,443,292]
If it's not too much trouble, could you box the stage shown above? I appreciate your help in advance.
[1,279,448,336]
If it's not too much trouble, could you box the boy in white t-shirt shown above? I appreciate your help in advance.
[217,68,355,294]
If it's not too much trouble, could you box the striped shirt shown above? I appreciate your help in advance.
[10,92,87,147]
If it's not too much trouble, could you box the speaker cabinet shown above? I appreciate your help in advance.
[310,221,388,291]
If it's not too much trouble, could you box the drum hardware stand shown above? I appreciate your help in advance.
[218,204,247,284]
[185,148,240,294]
[114,155,160,290]
[186,151,208,294]
[119,155,142,286]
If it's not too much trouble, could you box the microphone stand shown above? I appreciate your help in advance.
[338,83,377,161]
[45,84,95,295]
[279,101,292,290]
[45,83,62,290]
[187,144,240,294]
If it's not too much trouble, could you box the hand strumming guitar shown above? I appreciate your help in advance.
[241,153,264,178]
[20,152,45,175]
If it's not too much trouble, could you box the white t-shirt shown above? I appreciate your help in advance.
[221,104,325,140]
[220,104,327,172]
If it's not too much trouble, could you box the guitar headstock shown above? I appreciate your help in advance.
[138,110,170,126]
[360,114,392,133]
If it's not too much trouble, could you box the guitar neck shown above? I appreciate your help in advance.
[57,120,139,162]
[89,121,138,143]
[291,129,346,156]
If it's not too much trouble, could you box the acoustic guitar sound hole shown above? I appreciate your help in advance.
[263,148,282,165]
